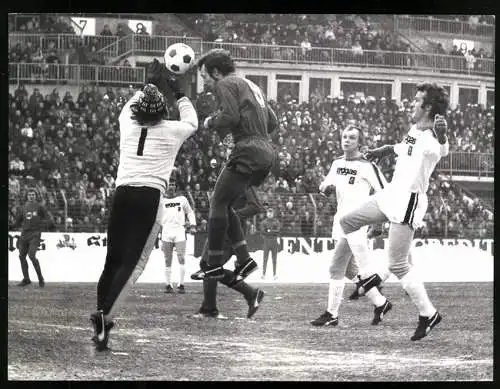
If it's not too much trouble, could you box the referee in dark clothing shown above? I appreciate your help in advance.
[90,60,198,351]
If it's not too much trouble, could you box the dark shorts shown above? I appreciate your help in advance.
[17,234,41,257]
[227,138,277,186]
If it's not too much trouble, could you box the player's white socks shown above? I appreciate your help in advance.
[179,265,185,286]
[400,269,436,317]
[346,237,372,279]
[365,287,387,307]
[379,269,391,283]
[165,267,172,286]
[327,279,345,318]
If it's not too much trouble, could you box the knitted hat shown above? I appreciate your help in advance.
[131,84,166,115]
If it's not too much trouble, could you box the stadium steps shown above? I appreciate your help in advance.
[152,13,200,38]
[454,181,494,213]
[395,31,426,52]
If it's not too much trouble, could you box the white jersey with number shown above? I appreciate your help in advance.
[115,91,198,195]
[376,125,449,228]
[322,156,387,239]
[161,195,196,229]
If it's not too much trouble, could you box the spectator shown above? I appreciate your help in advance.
[100,24,113,36]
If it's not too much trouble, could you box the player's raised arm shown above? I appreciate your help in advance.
[365,161,387,193]
[319,160,337,194]
[364,144,395,161]
[432,114,449,157]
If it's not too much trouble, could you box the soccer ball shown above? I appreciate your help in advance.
[164,43,195,75]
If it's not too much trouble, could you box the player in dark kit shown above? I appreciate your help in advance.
[191,49,279,282]
[260,208,281,280]
[193,186,265,319]
[15,189,54,287]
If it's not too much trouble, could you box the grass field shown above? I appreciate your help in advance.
[7,281,493,381]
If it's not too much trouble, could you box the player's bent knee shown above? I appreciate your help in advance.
[329,264,345,280]
[339,217,356,235]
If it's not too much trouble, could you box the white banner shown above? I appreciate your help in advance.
[453,39,475,55]
[128,19,153,35]
[69,17,96,36]
[7,232,494,284]
[7,231,194,255]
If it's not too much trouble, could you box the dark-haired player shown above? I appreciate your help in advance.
[90,60,198,351]
[15,188,54,288]
[339,83,449,341]
[191,49,278,282]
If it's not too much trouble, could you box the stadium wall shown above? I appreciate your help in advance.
[7,232,493,284]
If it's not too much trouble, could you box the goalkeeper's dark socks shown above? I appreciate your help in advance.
[232,241,250,263]
[231,279,254,301]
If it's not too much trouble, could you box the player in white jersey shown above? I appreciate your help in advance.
[90,60,198,351]
[310,125,392,328]
[338,83,449,341]
[161,183,197,294]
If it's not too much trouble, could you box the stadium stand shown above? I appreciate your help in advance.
[8,83,494,238]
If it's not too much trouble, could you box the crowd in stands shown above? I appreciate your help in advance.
[8,83,494,239]
[182,14,412,53]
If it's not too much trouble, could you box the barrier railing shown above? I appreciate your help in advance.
[9,62,145,86]
[9,33,120,57]
[9,33,495,76]
[129,34,203,55]
[394,15,495,38]
[200,42,495,75]
[9,184,491,238]
[436,152,494,177]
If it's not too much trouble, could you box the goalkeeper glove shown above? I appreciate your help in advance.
[146,59,185,100]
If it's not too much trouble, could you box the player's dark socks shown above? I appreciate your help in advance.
[207,217,228,265]
[219,269,236,286]
[229,278,254,301]
[19,256,30,280]
[202,278,218,311]
[30,257,44,282]
[232,241,250,265]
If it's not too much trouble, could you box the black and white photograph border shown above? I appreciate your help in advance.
[5,8,495,383]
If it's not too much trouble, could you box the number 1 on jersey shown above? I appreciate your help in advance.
[137,128,148,156]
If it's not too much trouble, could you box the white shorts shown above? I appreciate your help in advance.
[376,190,428,230]
[161,227,186,243]
[332,215,369,242]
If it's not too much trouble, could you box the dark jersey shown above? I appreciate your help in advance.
[18,202,48,239]
[212,75,278,143]
[261,218,281,237]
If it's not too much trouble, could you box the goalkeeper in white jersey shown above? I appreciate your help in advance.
[339,83,449,341]
[90,59,198,351]
[310,124,392,328]
[161,183,196,294]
